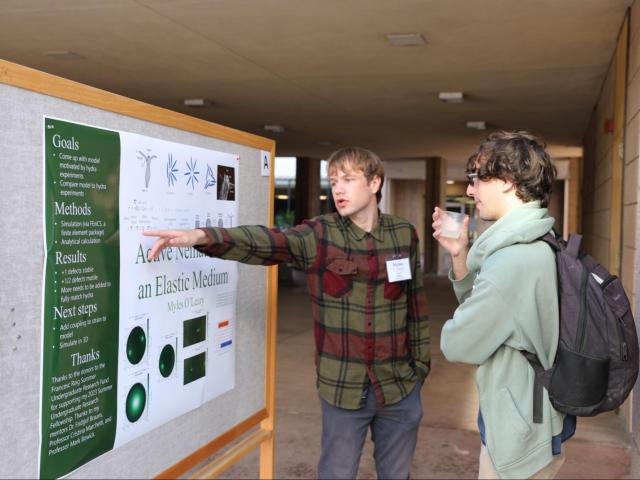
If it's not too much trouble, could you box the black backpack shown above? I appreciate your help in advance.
[524,232,639,423]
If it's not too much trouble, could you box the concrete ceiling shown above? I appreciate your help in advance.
[0,0,632,178]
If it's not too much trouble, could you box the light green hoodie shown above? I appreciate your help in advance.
[441,201,564,479]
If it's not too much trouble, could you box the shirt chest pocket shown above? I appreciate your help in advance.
[383,258,408,301]
[323,258,357,298]
[384,279,405,301]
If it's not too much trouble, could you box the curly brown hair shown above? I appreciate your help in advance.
[467,131,557,207]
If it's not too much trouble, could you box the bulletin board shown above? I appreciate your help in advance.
[0,59,277,479]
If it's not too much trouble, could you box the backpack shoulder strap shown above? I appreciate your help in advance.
[539,231,582,259]
[565,234,582,259]
[522,351,552,424]
[539,231,561,251]
[529,230,578,423]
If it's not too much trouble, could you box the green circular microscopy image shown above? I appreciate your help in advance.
[127,326,146,365]
[125,383,146,423]
[159,344,176,378]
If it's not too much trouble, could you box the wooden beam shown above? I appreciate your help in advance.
[154,410,268,479]
[0,59,274,151]
[610,15,629,275]
[189,429,273,479]
[260,147,278,478]
[566,157,582,236]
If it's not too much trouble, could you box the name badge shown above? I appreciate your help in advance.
[386,257,412,282]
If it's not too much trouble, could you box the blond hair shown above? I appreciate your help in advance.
[327,147,385,203]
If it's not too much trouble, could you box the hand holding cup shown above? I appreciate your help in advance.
[432,207,469,257]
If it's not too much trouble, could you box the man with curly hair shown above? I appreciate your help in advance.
[432,131,575,479]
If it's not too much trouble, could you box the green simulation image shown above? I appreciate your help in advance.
[184,352,206,385]
[126,326,146,364]
[125,383,146,423]
[159,344,175,378]
[183,315,206,347]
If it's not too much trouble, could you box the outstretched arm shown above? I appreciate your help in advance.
[143,229,209,260]
[144,221,318,270]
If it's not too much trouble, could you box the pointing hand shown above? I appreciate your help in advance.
[142,229,208,260]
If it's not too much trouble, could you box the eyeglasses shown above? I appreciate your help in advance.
[466,172,479,186]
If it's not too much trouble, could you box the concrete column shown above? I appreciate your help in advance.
[295,157,321,224]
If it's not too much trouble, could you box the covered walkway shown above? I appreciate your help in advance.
[222,277,633,479]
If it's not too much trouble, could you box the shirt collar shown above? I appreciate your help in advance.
[339,211,385,242]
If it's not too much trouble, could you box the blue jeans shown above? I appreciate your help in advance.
[318,384,423,479]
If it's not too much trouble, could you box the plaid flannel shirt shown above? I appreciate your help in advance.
[195,212,430,409]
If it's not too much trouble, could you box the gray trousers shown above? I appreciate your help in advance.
[318,384,423,479]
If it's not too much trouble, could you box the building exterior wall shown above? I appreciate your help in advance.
[583,10,636,304]
[626,3,640,316]
[582,61,615,268]
[628,1,640,445]
[583,9,639,433]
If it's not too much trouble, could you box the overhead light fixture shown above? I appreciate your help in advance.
[264,125,285,133]
[438,92,464,103]
[446,180,455,185]
[183,98,212,107]
[319,195,328,201]
[466,121,487,130]
[276,194,289,200]
[386,33,426,46]
[42,50,85,60]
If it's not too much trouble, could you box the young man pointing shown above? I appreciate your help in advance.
[145,147,430,479]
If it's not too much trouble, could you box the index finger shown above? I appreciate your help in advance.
[148,238,171,261]
[143,229,185,238]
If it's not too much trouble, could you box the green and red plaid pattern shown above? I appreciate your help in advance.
[195,213,430,409]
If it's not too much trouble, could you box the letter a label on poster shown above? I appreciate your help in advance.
[40,117,239,478]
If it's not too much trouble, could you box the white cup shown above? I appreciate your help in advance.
[440,211,467,239]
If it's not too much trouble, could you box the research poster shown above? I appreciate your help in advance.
[40,117,239,478]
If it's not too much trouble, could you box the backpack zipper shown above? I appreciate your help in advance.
[601,275,617,289]
[577,268,589,351]
[617,317,629,361]
[602,275,629,361]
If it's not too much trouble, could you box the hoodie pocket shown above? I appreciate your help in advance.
[482,387,534,469]
[323,259,357,298]
[498,387,531,439]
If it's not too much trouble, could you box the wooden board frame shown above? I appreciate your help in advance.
[0,59,277,479]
